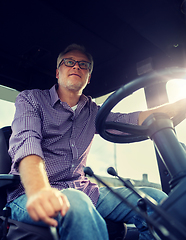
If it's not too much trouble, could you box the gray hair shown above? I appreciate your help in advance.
[57,44,94,73]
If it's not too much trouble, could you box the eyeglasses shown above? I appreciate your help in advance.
[58,58,91,71]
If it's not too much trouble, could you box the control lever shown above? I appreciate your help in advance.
[83,166,174,240]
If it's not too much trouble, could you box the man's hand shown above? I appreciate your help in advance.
[138,98,186,125]
[26,187,70,227]
[19,155,70,227]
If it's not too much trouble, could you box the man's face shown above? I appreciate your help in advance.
[56,50,91,93]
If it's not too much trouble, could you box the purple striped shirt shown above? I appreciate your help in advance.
[7,85,140,206]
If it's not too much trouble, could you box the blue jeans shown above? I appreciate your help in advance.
[7,187,167,240]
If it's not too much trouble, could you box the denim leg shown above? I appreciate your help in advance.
[56,188,109,240]
[7,188,109,240]
[96,186,167,240]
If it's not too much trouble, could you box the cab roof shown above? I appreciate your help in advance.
[0,0,185,98]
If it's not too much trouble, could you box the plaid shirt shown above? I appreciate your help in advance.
[8,85,139,206]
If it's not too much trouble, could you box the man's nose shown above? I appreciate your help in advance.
[73,62,80,69]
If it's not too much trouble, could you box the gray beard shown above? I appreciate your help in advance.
[65,80,85,92]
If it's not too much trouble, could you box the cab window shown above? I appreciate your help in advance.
[87,88,161,184]
[0,85,19,128]
[166,79,186,144]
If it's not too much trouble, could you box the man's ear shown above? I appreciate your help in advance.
[56,69,59,79]
[88,74,91,84]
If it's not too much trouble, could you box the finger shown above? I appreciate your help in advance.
[41,215,58,227]
[27,206,40,221]
[49,191,70,216]
[49,192,64,213]
[42,199,58,217]
[60,194,70,216]
[27,202,58,227]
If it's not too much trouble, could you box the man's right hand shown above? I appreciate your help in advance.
[26,187,70,227]
[19,155,70,227]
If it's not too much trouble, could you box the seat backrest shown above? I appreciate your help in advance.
[0,126,12,174]
[0,126,12,214]
[0,126,60,240]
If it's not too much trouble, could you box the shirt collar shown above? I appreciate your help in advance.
[49,84,90,108]
[49,84,60,107]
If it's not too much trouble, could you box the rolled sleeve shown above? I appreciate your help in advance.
[9,91,44,173]
[107,111,141,125]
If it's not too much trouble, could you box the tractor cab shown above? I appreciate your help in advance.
[1,1,186,239]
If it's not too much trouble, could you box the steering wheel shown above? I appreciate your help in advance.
[95,67,186,143]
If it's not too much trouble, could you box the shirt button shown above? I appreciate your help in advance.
[72,164,74,167]
[72,144,74,147]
